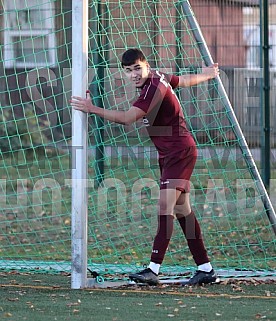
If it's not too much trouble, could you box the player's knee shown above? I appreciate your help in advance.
[158,198,175,215]
[174,203,191,218]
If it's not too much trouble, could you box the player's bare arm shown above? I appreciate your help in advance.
[70,93,146,125]
[177,63,219,87]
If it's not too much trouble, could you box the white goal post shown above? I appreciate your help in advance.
[71,0,89,289]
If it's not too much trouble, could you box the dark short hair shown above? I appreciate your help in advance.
[121,48,146,67]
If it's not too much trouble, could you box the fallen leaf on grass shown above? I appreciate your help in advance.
[220,280,230,286]
[231,284,244,292]
[66,302,80,307]
[7,298,19,302]
[222,278,275,286]
[255,313,267,319]
[26,302,34,308]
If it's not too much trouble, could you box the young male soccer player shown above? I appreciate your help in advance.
[71,48,219,286]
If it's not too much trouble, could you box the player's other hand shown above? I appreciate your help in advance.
[202,63,219,80]
[70,91,95,113]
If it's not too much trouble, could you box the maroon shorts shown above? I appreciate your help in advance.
[159,146,197,193]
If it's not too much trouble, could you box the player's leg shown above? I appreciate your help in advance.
[129,188,182,285]
[175,192,209,264]
[174,192,218,285]
[149,188,182,265]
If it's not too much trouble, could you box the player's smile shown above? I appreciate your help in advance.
[123,60,150,88]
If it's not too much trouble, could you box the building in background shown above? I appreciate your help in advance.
[0,0,275,146]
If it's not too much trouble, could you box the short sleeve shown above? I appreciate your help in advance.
[165,74,179,89]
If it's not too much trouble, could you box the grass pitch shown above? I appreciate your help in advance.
[0,272,275,321]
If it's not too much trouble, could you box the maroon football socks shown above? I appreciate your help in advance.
[177,211,209,265]
[150,215,174,264]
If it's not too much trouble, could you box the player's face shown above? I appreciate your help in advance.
[123,60,150,88]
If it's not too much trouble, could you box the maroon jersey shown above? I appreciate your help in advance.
[133,70,196,158]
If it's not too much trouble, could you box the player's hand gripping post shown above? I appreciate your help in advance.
[71,90,95,114]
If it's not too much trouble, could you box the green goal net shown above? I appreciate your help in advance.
[0,0,275,282]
